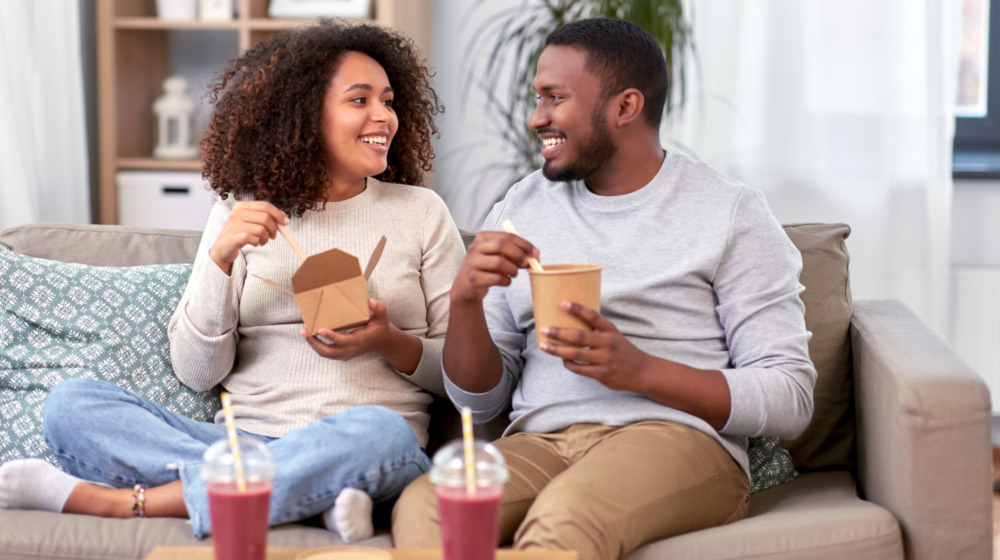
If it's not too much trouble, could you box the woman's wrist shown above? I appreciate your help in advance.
[376,325,422,375]
[208,247,233,276]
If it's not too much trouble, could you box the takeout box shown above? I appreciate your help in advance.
[255,235,387,335]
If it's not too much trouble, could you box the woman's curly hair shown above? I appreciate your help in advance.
[201,19,443,215]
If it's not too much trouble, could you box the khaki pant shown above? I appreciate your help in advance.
[392,421,749,560]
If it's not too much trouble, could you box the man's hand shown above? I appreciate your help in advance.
[451,231,540,305]
[209,201,290,275]
[539,300,732,430]
[443,229,538,393]
[538,301,652,393]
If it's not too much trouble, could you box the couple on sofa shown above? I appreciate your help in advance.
[0,17,816,560]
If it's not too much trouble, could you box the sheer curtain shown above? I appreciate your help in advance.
[0,0,90,229]
[670,0,959,335]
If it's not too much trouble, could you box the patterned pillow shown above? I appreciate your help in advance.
[748,436,798,494]
[0,248,221,465]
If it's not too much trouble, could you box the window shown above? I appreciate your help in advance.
[954,0,1000,176]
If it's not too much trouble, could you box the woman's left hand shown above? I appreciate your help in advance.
[301,298,392,361]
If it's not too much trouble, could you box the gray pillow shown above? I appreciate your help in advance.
[0,248,221,465]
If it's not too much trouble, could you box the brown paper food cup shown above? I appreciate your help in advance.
[528,263,602,348]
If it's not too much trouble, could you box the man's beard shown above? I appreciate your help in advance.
[541,103,616,182]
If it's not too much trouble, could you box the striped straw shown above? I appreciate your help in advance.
[461,406,476,495]
[220,392,246,492]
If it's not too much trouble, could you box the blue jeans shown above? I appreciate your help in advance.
[43,378,430,538]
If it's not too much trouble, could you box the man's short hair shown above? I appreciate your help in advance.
[546,17,668,128]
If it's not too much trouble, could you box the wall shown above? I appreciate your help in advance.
[953,180,1000,266]
[430,0,523,231]
[951,179,1000,443]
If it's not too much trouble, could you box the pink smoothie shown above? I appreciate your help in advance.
[207,480,272,560]
[436,483,503,560]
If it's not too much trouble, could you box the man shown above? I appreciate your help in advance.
[393,17,816,560]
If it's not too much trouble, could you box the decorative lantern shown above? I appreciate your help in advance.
[153,75,199,159]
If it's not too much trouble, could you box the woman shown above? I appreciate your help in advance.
[0,19,464,543]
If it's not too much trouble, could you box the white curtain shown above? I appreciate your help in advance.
[0,0,90,229]
[670,0,960,335]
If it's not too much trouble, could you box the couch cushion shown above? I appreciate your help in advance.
[625,472,902,560]
[0,510,391,560]
[0,223,202,266]
[780,224,854,472]
[0,249,220,465]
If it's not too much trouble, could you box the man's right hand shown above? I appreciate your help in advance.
[443,228,539,394]
[451,231,541,304]
[209,201,290,275]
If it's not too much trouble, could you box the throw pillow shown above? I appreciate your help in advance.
[780,223,854,472]
[0,248,221,465]
[748,436,797,494]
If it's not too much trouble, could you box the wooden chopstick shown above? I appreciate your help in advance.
[500,220,543,272]
[276,224,307,262]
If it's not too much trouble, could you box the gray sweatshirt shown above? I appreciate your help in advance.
[444,151,817,477]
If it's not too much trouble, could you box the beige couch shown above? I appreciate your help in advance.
[0,221,992,560]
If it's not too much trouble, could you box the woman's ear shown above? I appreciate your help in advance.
[613,88,645,127]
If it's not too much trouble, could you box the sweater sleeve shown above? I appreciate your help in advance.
[167,199,244,393]
[400,192,466,397]
[443,201,522,424]
[716,189,817,439]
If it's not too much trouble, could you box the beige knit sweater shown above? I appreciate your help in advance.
[167,178,465,447]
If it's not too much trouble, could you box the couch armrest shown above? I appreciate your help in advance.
[851,299,991,560]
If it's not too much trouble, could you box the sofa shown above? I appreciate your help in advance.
[0,221,992,560]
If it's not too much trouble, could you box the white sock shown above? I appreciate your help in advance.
[324,487,373,543]
[0,459,82,512]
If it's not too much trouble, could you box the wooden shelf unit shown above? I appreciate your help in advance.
[96,0,430,224]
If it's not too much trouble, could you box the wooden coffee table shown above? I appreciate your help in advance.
[144,547,578,560]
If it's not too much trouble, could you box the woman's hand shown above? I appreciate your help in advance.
[300,299,422,373]
[301,299,391,361]
[209,201,290,275]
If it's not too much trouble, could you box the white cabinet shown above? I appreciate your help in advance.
[116,170,216,230]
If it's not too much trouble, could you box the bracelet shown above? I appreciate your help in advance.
[131,484,147,518]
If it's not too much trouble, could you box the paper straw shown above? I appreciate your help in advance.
[500,220,543,272]
[461,406,476,495]
[220,392,246,492]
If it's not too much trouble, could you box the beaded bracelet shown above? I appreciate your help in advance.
[131,484,147,518]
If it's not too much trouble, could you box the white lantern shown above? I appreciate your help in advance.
[153,75,199,160]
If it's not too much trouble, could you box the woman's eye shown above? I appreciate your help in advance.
[383,99,394,108]
[350,97,366,104]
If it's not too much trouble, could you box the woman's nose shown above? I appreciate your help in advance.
[372,103,391,122]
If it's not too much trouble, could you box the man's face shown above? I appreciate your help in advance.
[529,45,616,182]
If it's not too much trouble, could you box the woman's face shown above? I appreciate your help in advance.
[322,51,398,186]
